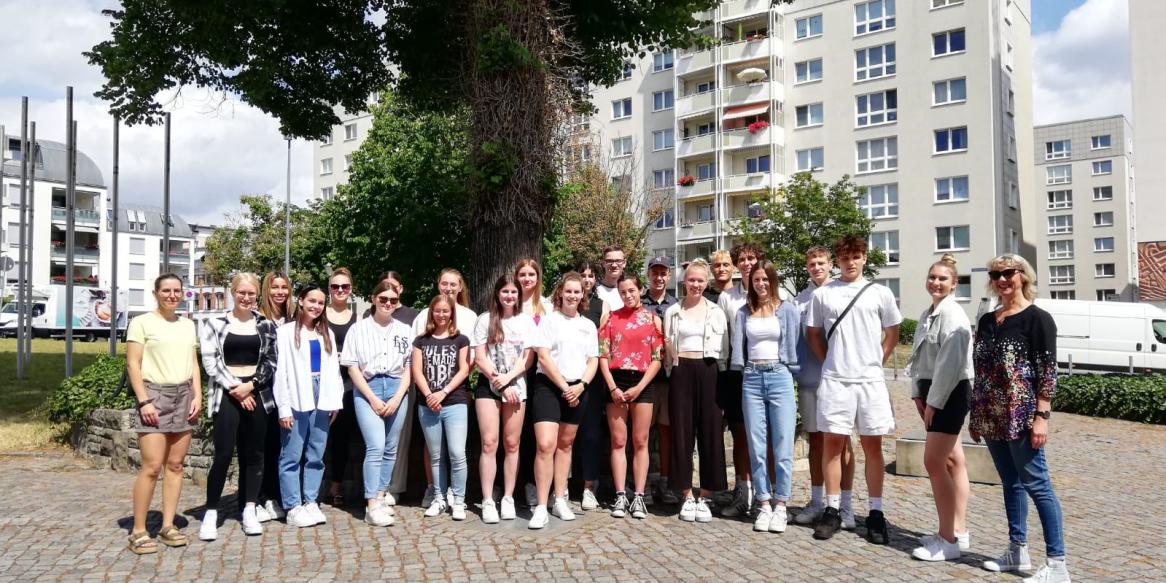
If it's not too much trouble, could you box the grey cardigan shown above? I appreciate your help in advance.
[906,295,974,409]
[730,300,801,374]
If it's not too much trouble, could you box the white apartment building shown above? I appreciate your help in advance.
[312,100,377,201]
[1033,116,1137,302]
[1130,0,1164,242]
[114,206,198,316]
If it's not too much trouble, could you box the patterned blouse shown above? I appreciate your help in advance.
[970,305,1058,441]
[599,306,663,372]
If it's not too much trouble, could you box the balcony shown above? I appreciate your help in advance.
[724,172,772,192]
[722,81,782,107]
[676,48,715,75]
[166,252,191,265]
[677,178,716,199]
[720,0,769,21]
[677,133,716,157]
[51,207,101,227]
[723,126,771,149]
[721,38,770,63]
[676,91,716,117]
[50,245,100,264]
[677,220,717,240]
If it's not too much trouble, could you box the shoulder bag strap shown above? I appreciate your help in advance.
[826,282,875,341]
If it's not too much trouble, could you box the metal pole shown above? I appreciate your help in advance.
[162,112,171,274]
[22,122,37,368]
[64,87,75,377]
[14,99,27,379]
[1,122,6,306]
[284,138,290,276]
[109,117,120,355]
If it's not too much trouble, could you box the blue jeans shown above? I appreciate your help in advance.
[986,434,1066,558]
[353,376,409,500]
[418,403,469,501]
[278,379,332,509]
[741,363,796,503]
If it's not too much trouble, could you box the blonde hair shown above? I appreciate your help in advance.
[710,250,732,265]
[685,258,711,278]
[438,268,470,308]
[985,254,1037,301]
[932,254,959,278]
[515,258,545,316]
[423,294,460,337]
[230,272,261,295]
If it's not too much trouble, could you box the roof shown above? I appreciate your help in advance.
[1,135,106,188]
[117,205,194,238]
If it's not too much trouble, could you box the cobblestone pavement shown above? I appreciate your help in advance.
[1,378,1162,582]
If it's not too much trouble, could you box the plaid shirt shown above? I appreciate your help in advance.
[198,311,278,415]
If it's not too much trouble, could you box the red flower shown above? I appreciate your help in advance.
[748,120,770,134]
[677,175,696,186]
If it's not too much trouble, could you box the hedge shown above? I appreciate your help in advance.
[44,354,135,426]
[898,318,917,345]
[1055,373,1166,425]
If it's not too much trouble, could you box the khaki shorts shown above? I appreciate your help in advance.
[651,377,670,426]
[135,380,197,434]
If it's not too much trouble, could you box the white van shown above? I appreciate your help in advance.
[1034,299,1166,373]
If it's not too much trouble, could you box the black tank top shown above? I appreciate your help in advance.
[328,309,358,353]
[223,332,261,366]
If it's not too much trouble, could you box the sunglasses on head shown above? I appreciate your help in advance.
[329,283,351,291]
[988,268,1020,280]
[375,296,400,305]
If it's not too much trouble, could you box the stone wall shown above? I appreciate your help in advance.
[72,408,225,486]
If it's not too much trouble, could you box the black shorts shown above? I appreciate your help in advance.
[529,373,589,425]
[916,379,970,435]
[605,369,653,404]
[472,377,526,402]
[716,370,744,424]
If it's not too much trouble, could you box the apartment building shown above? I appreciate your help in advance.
[114,206,198,316]
[1033,116,1137,302]
[1130,0,1166,304]
[312,99,378,201]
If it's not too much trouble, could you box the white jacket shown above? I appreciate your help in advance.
[663,297,729,372]
[272,322,344,418]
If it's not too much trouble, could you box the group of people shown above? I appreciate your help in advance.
[122,237,1069,583]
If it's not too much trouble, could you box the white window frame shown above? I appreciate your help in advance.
[874,277,900,302]
[696,162,717,181]
[653,51,674,73]
[854,0,896,36]
[1094,263,1116,278]
[611,136,633,158]
[795,103,824,128]
[932,0,964,8]
[1048,265,1075,285]
[129,262,146,281]
[621,60,633,80]
[320,133,333,146]
[653,169,675,189]
[934,126,968,154]
[1048,240,1074,260]
[1092,160,1113,176]
[343,153,352,171]
[934,176,969,203]
[1050,290,1076,300]
[955,275,972,301]
[1047,215,1073,234]
[1046,164,1072,185]
[1045,139,1071,160]
[654,207,675,230]
[343,123,358,141]
[745,154,771,174]
[856,89,897,127]
[859,183,899,219]
[129,289,145,306]
[320,158,333,175]
[129,237,146,255]
[1094,236,1115,253]
[1093,211,1114,227]
[611,98,632,120]
[652,129,675,151]
[855,43,896,81]
[796,147,824,172]
[1096,289,1116,301]
[869,230,900,264]
[1046,190,1072,210]
[1093,186,1114,201]
[1091,135,1112,150]
[795,58,823,84]
[796,14,823,40]
[935,225,970,252]
[932,28,966,57]
[320,186,334,199]
[652,90,675,112]
[856,136,897,174]
[932,77,967,106]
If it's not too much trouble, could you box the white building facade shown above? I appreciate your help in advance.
[113,206,198,316]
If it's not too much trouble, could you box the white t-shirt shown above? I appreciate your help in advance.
[806,278,902,382]
[531,310,599,381]
[471,312,537,395]
[595,283,623,310]
[412,304,478,338]
[339,316,415,378]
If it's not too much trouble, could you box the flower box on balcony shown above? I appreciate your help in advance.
[677,175,696,187]
[748,120,770,134]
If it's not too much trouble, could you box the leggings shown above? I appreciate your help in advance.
[260,404,282,503]
[667,358,726,493]
[577,376,609,483]
[207,384,267,507]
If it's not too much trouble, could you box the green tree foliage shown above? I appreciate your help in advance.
[201,194,326,287]
[735,172,885,295]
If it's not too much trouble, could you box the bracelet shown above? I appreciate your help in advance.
[136,398,155,409]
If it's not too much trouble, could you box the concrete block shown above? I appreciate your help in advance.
[894,430,1001,485]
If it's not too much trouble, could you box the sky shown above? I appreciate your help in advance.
[0,0,1132,226]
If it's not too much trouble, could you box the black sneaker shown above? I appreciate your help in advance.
[866,509,890,545]
[812,507,842,540]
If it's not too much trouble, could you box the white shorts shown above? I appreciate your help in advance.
[797,387,818,433]
[816,377,895,436]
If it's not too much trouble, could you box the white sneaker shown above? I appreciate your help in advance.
[382,492,397,507]
[955,530,971,551]
[451,499,467,521]
[630,494,648,519]
[1022,560,1071,583]
[753,506,773,532]
[304,502,326,525]
[912,534,961,561]
[286,505,315,528]
[421,484,437,508]
[263,499,285,521]
[365,503,394,527]
[254,504,273,523]
[581,488,599,511]
[983,543,1033,572]
[695,498,713,523]
[529,505,549,529]
[241,505,263,536]
[679,497,697,522]
[500,496,517,520]
[794,503,822,525]
[840,505,856,530]
[481,499,500,524]
[551,497,576,521]
[610,492,629,518]
[525,483,538,507]
[424,497,447,518]
[722,484,752,518]
[199,509,218,541]
[769,505,787,533]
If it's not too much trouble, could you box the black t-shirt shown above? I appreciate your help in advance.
[412,333,471,406]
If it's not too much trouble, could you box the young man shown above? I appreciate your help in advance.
[704,250,734,303]
[595,245,626,310]
[642,256,679,505]
[806,236,901,544]
[793,247,857,529]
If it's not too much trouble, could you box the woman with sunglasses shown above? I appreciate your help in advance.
[971,255,1070,583]
[325,268,360,508]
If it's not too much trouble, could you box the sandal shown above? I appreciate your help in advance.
[127,531,158,555]
[157,525,188,547]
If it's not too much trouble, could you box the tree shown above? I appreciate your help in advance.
[200,194,326,287]
[734,172,885,295]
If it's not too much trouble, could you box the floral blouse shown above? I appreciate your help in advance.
[599,306,663,372]
[970,305,1058,441]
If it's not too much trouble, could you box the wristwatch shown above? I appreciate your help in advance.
[1034,410,1051,420]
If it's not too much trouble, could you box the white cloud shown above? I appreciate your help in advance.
[1033,0,1132,125]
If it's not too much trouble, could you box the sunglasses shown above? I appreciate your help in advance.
[988,268,1020,280]
[375,296,400,305]
[329,283,352,292]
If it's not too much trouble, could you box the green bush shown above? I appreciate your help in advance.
[898,318,917,345]
[1055,373,1166,424]
[44,354,134,425]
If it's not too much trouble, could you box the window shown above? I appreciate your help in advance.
[933,78,967,105]
[320,186,334,199]
[955,275,972,300]
[796,15,823,39]
[652,90,674,112]
[1050,290,1076,300]
[611,98,632,119]
[1046,165,1071,184]
[5,223,19,245]
[1093,186,1114,201]
[653,51,674,72]
[1095,263,1116,278]
[1048,240,1074,260]
[856,90,897,127]
[745,155,771,174]
[933,29,966,56]
[1047,190,1072,209]
[935,176,969,202]
[696,203,714,222]
[1092,160,1113,175]
[655,207,675,229]
[653,169,675,188]
[1048,215,1073,234]
[932,0,964,8]
[652,129,675,151]
[1008,181,1020,209]
[1049,265,1075,285]
[854,0,895,35]
[129,237,145,255]
[796,148,824,172]
[869,231,900,264]
[696,122,715,136]
[795,58,823,83]
[343,154,352,170]
[1045,140,1071,160]
[874,277,900,301]
[611,136,633,158]
[1091,135,1112,149]
[796,103,824,128]
[1096,289,1117,301]
[129,263,145,280]
[1008,135,1017,162]
[695,80,716,94]
[321,133,332,146]
[696,162,717,181]
[1094,211,1114,227]
[935,226,970,251]
[344,123,358,141]
[129,289,145,306]
[859,184,899,218]
[621,61,633,80]
[856,137,897,173]
[1008,229,1021,254]
[934,127,968,153]
[855,43,895,81]
[1094,237,1115,252]
[320,158,333,175]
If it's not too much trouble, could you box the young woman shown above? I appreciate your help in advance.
[599,273,663,520]
[662,259,729,523]
[198,272,277,541]
[125,274,202,554]
[412,295,473,521]
[907,254,974,562]
[325,268,359,508]
[257,272,293,522]
[526,271,600,529]
[273,284,345,528]
[340,280,415,527]
[472,275,536,523]
[514,258,551,508]
[370,270,421,499]
[575,260,607,511]
[730,261,801,533]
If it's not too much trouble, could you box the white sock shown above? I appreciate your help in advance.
[840,490,853,510]
[869,496,882,511]
[811,485,824,506]
[826,494,841,509]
